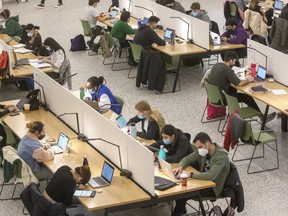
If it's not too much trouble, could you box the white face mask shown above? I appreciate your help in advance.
[0,18,4,22]
[198,148,209,157]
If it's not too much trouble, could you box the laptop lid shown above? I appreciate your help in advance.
[57,132,70,149]
[274,0,284,10]
[164,28,175,40]
[115,114,127,128]
[257,65,267,80]
[101,161,115,184]
[16,97,29,110]
[158,157,178,181]
[209,32,221,46]
[84,100,100,111]
[110,10,117,18]
[143,17,149,24]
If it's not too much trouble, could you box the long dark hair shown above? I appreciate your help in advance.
[87,76,105,89]
[43,37,66,58]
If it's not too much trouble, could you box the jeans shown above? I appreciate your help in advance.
[41,0,63,4]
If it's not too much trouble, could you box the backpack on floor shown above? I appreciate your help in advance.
[207,98,226,120]
[70,34,87,51]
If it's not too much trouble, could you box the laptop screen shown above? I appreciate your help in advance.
[274,0,283,10]
[143,17,149,24]
[257,65,267,80]
[57,132,69,149]
[116,114,127,128]
[101,161,114,183]
[110,10,117,18]
[164,28,174,39]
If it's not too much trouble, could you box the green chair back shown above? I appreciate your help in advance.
[0,120,17,146]
[205,83,225,107]
[241,121,256,145]
[80,19,93,37]
[223,91,241,115]
[229,3,237,17]
[129,42,143,63]
[114,95,124,114]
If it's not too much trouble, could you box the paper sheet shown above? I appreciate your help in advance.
[14,48,33,53]
[271,89,287,95]
[12,43,26,48]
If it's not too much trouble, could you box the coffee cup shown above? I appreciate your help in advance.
[180,171,188,187]
[23,103,30,112]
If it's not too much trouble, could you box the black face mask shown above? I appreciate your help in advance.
[38,134,45,140]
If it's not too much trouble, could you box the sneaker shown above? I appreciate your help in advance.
[87,41,93,48]
[35,4,44,8]
[54,3,63,8]
[260,112,276,124]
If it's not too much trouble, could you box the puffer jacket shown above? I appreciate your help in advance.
[243,9,268,37]
[270,17,288,54]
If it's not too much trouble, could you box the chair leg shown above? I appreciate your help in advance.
[127,67,136,79]
[0,180,21,200]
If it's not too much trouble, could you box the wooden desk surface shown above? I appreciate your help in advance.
[154,164,216,198]
[0,34,54,77]
[1,106,150,211]
[209,43,246,52]
[259,0,274,9]
[237,80,288,115]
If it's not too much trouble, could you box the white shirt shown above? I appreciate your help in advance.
[83,5,99,28]
[84,92,111,113]
[50,49,65,73]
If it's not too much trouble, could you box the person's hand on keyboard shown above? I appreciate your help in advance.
[5,105,16,112]
[173,166,183,178]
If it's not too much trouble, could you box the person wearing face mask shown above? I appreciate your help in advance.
[38,37,65,79]
[190,2,212,30]
[150,124,192,163]
[17,121,54,180]
[133,16,166,50]
[84,76,121,114]
[0,9,23,38]
[126,100,166,141]
[25,23,42,55]
[172,132,230,216]
[208,51,276,123]
[165,0,185,13]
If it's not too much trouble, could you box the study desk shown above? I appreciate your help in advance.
[0,34,54,77]
[236,80,288,131]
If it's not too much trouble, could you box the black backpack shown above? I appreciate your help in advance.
[70,34,87,51]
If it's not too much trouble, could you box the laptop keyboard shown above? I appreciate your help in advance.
[95,177,107,186]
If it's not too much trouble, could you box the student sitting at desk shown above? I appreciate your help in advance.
[208,51,276,123]
[25,23,42,55]
[17,121,54,180]
[133,16,166,50]
[249,0,268,23]
[0,104,16,117]
[85,76,121,114]
[190,2,212,30]
[150,124,193,163]
[126,100,166,141]
[43,165,91,207]
[0,9,23,38]
[172,132,230,216]
[39,37,65,79]
[165,0,186,13]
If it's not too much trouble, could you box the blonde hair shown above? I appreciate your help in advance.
[150,110,166,135]
[135,100,152,113]
[26,121,44,133]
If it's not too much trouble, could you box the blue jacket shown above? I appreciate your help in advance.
[91,85,121,114]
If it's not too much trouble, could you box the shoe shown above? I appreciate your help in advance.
[261,112,276,124]
[35,4,44,8]
[87,41,92,48]
[54,3,63,8]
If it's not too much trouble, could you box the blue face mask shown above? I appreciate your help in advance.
[86,88,95,94]
[191,11,199,17]
[163,138,172,145]
[137,114,145,119]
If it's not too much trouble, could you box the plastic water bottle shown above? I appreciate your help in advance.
[250,63,256,78]
[79,85,85,100]
[171,32,175,46]
[130,123,137,139]
[158,145,166,160]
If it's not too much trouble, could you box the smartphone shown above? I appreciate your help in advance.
[9,112,20,116]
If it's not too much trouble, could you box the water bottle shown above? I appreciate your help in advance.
[158,145,166,160]
[83,155,89,167]
[130,123,137,139]
[171,32,175,46]
[250,63,256,78]
[79,85,85,100]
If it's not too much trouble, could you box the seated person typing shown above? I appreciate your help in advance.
[17,121,54,180]
[0,104,16,117]
[151,124,192,163]
[126,100,165,141]
[85,76,121,114]
[172,132,230,216]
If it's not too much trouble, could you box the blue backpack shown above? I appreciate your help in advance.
[70,34,87,51]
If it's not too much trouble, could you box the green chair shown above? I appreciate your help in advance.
[201,83,226,133]
[128,42,143,79]
[229,2,237,17]
[232,120,279,174]
[80,19,96,56]
[114,95,124,114]
[0,119,17,147]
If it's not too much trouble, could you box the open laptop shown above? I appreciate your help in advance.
[253,65,267,82]
[110,10,117,18]
[209,31,221,46]
[157,157,180,182]
[142,17,149,24]
[274,0,284,14]
[50,132,70,154]
[115,114,127,128]
[163,28,175,43]
[83,100,100,112]
[88,161,115,188]
[12,49,29,68]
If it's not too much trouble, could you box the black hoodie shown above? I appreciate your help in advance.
[133,24,166,49]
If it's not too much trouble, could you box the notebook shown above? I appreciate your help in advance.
[88,161,115,188]
[115,114,127,128]
[158,157,180,182]
[163,28,175,43]
[50,132,70,154]
[209,31,221,46]
[253,65,267,83]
